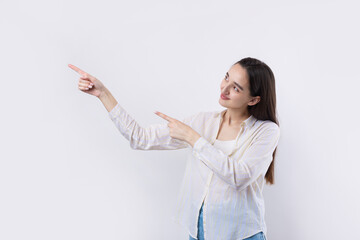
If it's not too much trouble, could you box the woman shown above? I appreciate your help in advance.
[68,57,280,240]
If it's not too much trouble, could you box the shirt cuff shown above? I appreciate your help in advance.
[192,136,208,152]
[108,103,121,119]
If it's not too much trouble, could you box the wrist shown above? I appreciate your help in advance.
[98,88,118,113]
[188,132,201,148]
[98,88,110,100]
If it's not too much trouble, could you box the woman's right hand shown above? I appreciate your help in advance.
[68,64,106,98]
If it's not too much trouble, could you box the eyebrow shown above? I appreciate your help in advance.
[226,72,244,91]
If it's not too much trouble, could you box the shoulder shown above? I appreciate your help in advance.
[180,110,213,125]
[254,119,279,129]
[252,119,280,138]
[189,110,220,120]
[181,110,220,127]
[201,110,220,118]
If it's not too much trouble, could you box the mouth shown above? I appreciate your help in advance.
[220,94,230,100]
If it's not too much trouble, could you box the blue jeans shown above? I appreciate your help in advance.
[189,202,205,240]
[188,202,266,240]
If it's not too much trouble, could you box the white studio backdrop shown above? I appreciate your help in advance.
[0,0,359,239]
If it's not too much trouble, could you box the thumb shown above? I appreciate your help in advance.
[80,75,92,81]
[81,74,96,82]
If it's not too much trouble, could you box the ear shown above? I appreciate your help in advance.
[248,96,261,106]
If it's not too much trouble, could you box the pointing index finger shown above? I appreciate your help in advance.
[68,64,87,76]
[155,111,174,122]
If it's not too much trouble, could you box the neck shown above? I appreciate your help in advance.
[223,108,250,126]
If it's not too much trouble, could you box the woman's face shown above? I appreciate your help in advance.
[219,63,253,109]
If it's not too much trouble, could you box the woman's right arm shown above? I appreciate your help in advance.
[69,64,195,151]
[107,101,197,150]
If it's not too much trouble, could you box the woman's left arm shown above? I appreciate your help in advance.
[154,111,280,191]
[191,123,280,191]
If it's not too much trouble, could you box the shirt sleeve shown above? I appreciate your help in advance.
[108,103,197,150]
[192,123,280,191]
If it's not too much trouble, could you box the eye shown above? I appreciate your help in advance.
[234,86,239,92]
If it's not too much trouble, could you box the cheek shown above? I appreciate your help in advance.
[228,93,240,101]
[220,82,226,89]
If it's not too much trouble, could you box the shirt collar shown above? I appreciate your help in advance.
[215,109,257,130]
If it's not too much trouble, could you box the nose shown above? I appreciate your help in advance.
[221,83,231,95]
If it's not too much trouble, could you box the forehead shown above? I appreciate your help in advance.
[228,64,249,86]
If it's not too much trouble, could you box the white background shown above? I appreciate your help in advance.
[1,0,359,239]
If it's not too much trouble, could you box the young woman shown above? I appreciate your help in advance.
[68,57,280,240]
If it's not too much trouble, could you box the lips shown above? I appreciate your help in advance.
[220,94,230,100]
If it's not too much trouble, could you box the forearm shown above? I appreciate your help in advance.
[98,88,118,112]
[107,98,192,150]
[191,126,280,190]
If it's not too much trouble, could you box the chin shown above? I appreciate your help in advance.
[218,99,228,107]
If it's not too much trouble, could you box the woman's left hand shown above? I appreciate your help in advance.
[154,111,201,147]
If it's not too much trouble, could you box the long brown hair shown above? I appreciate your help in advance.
[234,57,279,185]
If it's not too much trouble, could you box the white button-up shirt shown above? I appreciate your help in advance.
[108,103,280,240]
